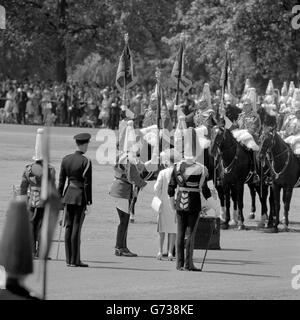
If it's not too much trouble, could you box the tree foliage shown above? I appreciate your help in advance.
[0,0,298,94]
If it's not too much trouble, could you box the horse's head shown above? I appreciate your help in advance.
[210,125,225,157]
[258,127,275,161]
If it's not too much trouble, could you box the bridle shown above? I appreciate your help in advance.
[260,129,291,180]
[211,126,239,176]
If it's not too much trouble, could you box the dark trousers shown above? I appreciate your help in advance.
[30,207,44,256]
[176,210,199,269]
[18,106,26,124]
[115,208,130,249]
[64,205,85,265]
[109,111,119,130]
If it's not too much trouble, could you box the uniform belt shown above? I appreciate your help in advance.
[178,187,201,193]
[115,177,131,185]
[68,181,84,189]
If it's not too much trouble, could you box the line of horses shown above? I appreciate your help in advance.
[131,107,300,233]
[208,107,300,233]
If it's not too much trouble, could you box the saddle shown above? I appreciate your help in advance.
[284,134,300,155]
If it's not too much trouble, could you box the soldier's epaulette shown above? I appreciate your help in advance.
[195,162,207,175]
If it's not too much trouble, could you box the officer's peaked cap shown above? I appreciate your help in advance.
[73,133,91,142]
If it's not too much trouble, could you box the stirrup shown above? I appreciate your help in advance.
[252,173,260,185]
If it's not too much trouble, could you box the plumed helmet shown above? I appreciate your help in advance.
[32,128,44,161]
[197,83,211,110]
[266,80,274,96]
[292,88,300,111]
[0,200,33,276]
[243,78,251,96]
[281,82,288,97]
[288,81,295,97]
[279,82,288,105]
[244,87,257,112]
[183,127,196,160]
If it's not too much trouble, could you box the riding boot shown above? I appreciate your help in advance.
[252,152,260,185]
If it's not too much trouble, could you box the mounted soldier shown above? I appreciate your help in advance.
[262,80,278,117]
[283,89,300,158]
[236,87,261,184]
[278,82,289,130]
[194,83,216,137]
[280,81,296,133]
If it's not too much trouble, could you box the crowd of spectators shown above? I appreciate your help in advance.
[0,79,160,129]
[0,78,226,130]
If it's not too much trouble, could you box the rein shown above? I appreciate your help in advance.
[214,128,249,177]
[265,132,291,181]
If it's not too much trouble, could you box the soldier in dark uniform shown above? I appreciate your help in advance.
[179,92,196,128]
[0,199,40,300]
[19,128,56,258]
[168,127,216,271]
[58,133,92,267]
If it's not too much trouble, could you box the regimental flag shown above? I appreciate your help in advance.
[115,40,137,93]
[220,49,232,95]
[171,42,184,80]
[171,42,192,97]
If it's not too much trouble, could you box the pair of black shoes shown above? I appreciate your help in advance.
[115,248,137,257]
[177,266,201,272]
[67,261,89,267]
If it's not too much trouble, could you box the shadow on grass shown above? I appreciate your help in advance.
[48,258,119,265]
[193,258,267,266]
[87,266,168,272]
[202,270,280,279]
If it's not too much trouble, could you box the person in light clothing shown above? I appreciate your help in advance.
[153,149,179,261]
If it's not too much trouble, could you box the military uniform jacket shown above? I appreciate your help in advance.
[109,161,147,200]
[237,110,261,140]
[168,160,211,213]
[58,151,92,206]
[285,117,300,137]
[20,161,56,208]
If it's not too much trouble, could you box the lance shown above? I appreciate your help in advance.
[219,41,230,120]
[174,33,185,127]
[156,68,162,164]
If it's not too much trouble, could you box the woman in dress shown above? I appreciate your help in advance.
[26,88,35,124]
[153,149,178,261]
[4,87,16,123]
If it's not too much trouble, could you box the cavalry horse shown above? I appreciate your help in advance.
[210,122,273,230]
[197,113,238,229]
[258,127,300,232]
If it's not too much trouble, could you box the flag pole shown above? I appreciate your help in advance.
[155,68,162,166]
[40,126,50,300]
[123,33,129,112]
[174,33,185,127]
[220,41,230,120]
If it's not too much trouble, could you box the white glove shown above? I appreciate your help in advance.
[85,205,92,216]
[205,197,219,214]
[210,188,218,201]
